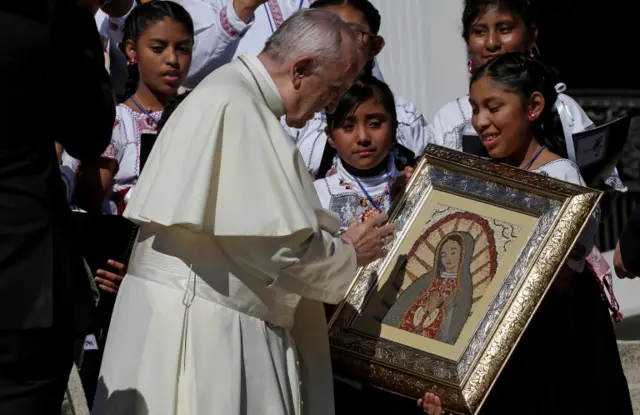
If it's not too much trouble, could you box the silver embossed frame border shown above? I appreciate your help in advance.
[328,145,602,414]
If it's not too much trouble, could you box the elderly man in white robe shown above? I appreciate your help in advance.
[92,8,394,415]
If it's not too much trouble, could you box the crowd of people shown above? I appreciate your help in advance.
[0,0,636,414]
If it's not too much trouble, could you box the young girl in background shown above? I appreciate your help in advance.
[420,53,632,415]
[315,75,422,414]
[76,0,194,215]
[288,0,429,179]
[315,75,403,232]
[428,0,625,192]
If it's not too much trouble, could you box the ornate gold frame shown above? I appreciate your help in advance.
[327,145,602,414]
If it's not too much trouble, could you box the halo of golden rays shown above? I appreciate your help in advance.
[400,212,498,312]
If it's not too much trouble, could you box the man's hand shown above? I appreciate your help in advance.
[390,166,414,200]
[95,259,127,295]
[614,241,637,279]
[233,0,268,23]
[341,213,395,267]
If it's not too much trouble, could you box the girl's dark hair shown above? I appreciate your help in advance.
[461,0,538,42]
[156,90,192,135]
[120,1,194,101]
[310,0,381,76]
[470,52,565,156]
[326,74,397,136]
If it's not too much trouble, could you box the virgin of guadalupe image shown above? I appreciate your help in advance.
[382,232,475,345]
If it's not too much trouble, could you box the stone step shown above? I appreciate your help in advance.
[619,340,640,384]
[618,340,640,414]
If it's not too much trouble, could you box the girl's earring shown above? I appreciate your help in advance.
[467,58,473,73]
[528,112,536,120]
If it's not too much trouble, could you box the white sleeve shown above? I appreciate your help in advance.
[396,99,429,156]
[220,231,358,304]
[106,1,136,49]
[181,0,253,88]
[101,112,126,165]
[428,103,462,150]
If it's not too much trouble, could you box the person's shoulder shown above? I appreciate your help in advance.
[113,103,135,126]
[535,158,585,186]
[313,175,337,208]
[433,95,471,124]
[393,95,426,124]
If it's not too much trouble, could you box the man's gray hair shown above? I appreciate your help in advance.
[262,9,357,74]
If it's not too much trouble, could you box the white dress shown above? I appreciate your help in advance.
[314,156,400,233]
[179,0,383,88]
[287,95,427,176]
[428,93,626,191]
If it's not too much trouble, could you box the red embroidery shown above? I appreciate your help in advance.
[113,119,120,128]
[586,246,623,322]
[267,0,285,29]
[220,6,247,38]
[102,143,117,159]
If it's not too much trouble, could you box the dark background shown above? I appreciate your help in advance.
[536,1,638,90]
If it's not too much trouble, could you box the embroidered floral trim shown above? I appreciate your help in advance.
[220,6,243,38]
[102,143,118,160]
[267,0,285,28]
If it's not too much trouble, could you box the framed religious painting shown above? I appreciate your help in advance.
[327,144,602,414]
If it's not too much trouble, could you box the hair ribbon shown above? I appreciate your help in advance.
[552,83,576,164]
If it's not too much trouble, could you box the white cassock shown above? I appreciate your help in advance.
[177,0,383,88]
[92,54,358,415]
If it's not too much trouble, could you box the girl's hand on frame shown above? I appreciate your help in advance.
[391,166,414,200]
[418,392,449,415]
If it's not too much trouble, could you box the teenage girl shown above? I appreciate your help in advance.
[420,53,633,415]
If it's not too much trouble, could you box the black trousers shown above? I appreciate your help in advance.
[0,328,75,414]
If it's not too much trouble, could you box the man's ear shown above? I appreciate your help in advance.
[291,56,313,90]
[369,35,385,59]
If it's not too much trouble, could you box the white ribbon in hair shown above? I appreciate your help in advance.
[552,83,576,163]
